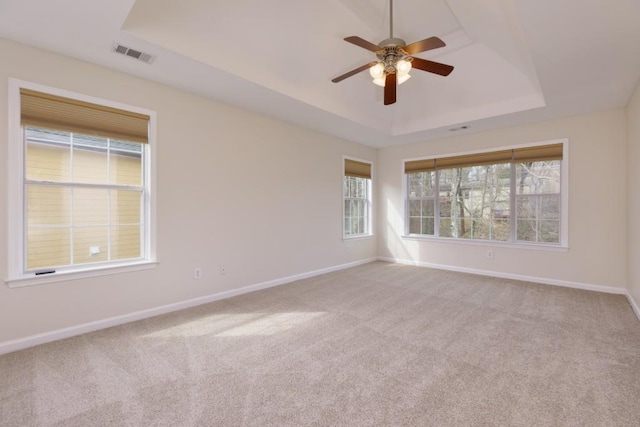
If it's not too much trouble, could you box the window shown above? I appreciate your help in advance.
[7,81,156,285]
[405,142,566,246]
[343,158,372,238]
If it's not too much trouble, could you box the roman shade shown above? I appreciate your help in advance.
[404,143,563,173]
[512,143,563,162]
[344,159,372,179]
[20,88,150,143]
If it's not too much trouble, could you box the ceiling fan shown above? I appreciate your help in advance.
[331,0,454,105]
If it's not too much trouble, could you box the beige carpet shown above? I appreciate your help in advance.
[2,262,640,426]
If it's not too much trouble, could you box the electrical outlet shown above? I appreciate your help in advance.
[219,266,227,275]
[194,268,202,279]
[486,250,494,259]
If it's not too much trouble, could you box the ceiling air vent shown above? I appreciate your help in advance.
[112,43,155,64]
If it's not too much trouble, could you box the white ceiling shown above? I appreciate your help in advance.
[1,0,639,148]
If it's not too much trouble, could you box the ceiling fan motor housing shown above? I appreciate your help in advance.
[377,44,411,74]
[379,37,407,48]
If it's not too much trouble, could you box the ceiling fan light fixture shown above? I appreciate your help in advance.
[398,73,411,85]
[369,62,385,79]
[372,76,386,87]
[397,59,412,74]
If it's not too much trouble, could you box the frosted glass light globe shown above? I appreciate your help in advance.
[369,63,385,78]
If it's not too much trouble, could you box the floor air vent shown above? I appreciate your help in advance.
[112,43,155,64]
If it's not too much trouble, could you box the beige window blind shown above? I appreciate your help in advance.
[512,143,563,162]
[20,88,150,144]
[404,143,563,173]
[345,159,372,179]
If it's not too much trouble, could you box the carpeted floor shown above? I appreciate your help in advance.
[2,261,640,426]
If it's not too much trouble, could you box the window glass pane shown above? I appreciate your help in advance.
[408,199,422,217]
[110,152,142,186]
[73,226,108,264]
[407,172,434,236]
[439,199,451,219]
[27,227,71,270]
[439,218,452,237]
[492,219,510,241]
[26,140,70,182]
[111,190,142,224]
[73,135,108,184]
[437,164,511,241]
[516,220,536,241]
[408,171,435,198]
[358,218,365,234]
[540,220,560,243]
[540,195,560,220]
[409,217,421,234]
[516,161,561,194]
[27,185,71,226]
[421,217,434,235]
[516,196,535,219]
[516,160,561,243]
[73,188,108,226]
[111,225,142,260]
[422,199,434,217]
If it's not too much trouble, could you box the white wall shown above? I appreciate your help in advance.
[378,109,628,290]
[628,80,640,305]
[0,39,377,344]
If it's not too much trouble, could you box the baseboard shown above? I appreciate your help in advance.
[625,291,640,322]
[378,256,627,295]
[0,257,377,355]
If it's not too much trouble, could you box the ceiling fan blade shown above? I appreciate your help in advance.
[384,73,397,105]
[411,57,454,76]
[332,62,377,83]
[344,36,382,53]
[403,36,446,55]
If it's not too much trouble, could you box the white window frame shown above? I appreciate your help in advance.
[6,79,158,287]
[342,156,374,240]
[402,139,569,250]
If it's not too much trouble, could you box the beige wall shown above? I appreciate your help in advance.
[378,109,628,289]
[628,80,640,304]
[0,39,377,343]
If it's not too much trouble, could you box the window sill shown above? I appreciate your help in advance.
[401,234,568,252]
[5,260,159,288]
[343,234,375,242]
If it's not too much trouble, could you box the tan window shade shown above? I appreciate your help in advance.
[20,88,149,144]
[435,150,513,169]
[405,158,436,173]
[405,143,563,174]
[512,143,563,162]
[345,159,371,178]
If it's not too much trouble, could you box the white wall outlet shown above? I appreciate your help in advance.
[486,250,494,259]
[194,268,202,279]
[219,266,227,275]
[89,246,100,256]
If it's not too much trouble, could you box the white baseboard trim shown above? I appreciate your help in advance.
[0,257,377,355]
[378,257,627,295]
[625,291,640,322]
